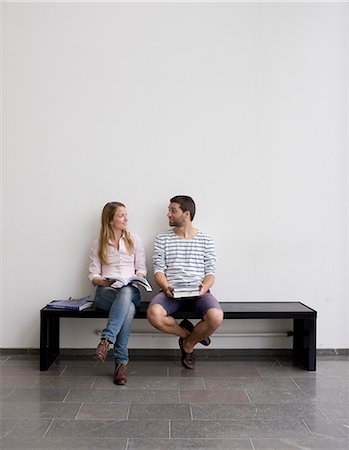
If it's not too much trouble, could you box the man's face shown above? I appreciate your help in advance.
[167,202,186,227]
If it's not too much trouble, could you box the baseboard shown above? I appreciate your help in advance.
[316,348,349,356]
[1,348,348,357]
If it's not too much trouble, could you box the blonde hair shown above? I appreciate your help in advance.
[99,202,134,265]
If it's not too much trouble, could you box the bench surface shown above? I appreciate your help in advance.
[40,301,317,371]
[41,301,316,319]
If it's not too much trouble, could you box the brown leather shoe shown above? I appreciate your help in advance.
[114,364,127,385]
[179,319,211,346]
[95,339,110,362]
[179,337,195,369]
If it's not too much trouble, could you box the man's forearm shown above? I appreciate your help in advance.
[154,272,170,291]
[201,274,215,290]
[155,272,174,298]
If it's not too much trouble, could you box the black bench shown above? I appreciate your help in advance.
[40,301,317,371]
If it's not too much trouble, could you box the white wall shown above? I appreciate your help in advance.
[1,2,348,350]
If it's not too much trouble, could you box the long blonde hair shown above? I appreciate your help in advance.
[99,202,134,265]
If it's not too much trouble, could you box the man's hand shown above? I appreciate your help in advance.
[164,285,174,298]
[198,275,215,296]
[155,272,174,298]
[199,282,209,296]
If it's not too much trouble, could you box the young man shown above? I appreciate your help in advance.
[147,195,223,369]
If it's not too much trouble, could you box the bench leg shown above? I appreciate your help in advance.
[40,311,60,371]
[293,317,316,371]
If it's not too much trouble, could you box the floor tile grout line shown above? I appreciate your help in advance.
[301,417,315,438]
[62,387,71,402]
[203,377,207,390]
[126,402,131,420]
[250,437,256,450]
[275,357,283,367]
[244,388,253,404]
[73,402,84,419]
[125,438,130,450]
[58,365,67,377]
[42,418,54,438]
[256,367,263,378]
[189,403,194,420]
[315,403,333,420]
[168,419,171,438]
[0,355,11,365]
[89,376,97,389]
[290,376,302,390]
[4,387,16,400]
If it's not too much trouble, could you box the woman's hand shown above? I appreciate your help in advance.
[92,277,112,287]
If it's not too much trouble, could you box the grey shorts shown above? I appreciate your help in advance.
[149,290,222,319]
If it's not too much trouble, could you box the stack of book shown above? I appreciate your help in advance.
[46,295,93,311]
[172,283,200,299]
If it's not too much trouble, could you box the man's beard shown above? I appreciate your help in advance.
[169,218,184,227]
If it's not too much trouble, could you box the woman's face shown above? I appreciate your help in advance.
[110,206,128,231]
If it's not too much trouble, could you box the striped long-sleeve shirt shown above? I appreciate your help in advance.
[153,229,216,286]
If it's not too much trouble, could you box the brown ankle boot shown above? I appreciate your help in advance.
[95,339,110,362]
[114,363,127,385]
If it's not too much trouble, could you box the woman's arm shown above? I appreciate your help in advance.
[133,234,147,277]
[91,277,111,287]
[88,240,111,286]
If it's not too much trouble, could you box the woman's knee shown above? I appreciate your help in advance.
[117,285,139,304]
[119,285,134,296]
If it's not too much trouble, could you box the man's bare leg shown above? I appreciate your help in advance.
[147,304,188,338]
[183,308,224,353]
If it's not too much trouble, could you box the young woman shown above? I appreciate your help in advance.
[88,202,147,385]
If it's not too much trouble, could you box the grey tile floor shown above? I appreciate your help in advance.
[0,353,349,449]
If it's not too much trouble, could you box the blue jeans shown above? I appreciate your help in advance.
[94,285,140,365]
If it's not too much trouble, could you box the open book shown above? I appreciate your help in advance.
[172,282,201,299]
[107,276,152,292]
[46,295,93,311]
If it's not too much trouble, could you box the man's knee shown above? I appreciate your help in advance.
[147,304,166,327]
[204,308,224,330]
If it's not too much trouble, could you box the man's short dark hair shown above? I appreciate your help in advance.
[170,195,196,221]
